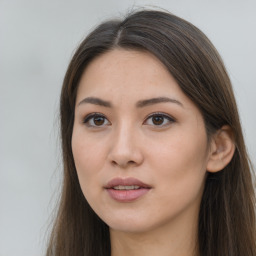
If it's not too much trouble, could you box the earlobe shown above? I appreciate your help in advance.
[206,125,236,173]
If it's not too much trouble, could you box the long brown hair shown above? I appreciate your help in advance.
[46,9,256,256]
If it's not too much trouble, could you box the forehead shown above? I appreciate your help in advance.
[76,49,190,108]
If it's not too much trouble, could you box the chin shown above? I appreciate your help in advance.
[109,221,153,234]
[101,212,162,234]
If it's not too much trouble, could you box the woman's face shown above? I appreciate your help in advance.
[72,49,211,234]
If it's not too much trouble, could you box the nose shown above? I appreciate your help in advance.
[108,124,144,169]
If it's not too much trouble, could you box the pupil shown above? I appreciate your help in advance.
[153,116,164,125]
[94,116,104,126]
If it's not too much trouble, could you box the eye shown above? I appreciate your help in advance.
[83,113,110,127]
[144,112,175,127]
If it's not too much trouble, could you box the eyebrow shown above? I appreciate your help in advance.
[136,97,183,108]
[77,96,183,108]
[78,97,112,107]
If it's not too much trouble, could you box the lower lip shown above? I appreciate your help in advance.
[106,188,150,202]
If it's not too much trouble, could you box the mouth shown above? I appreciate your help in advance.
[105,177,152,202]
[112,185,141,190]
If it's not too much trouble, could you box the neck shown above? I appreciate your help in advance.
[110,213,199,256]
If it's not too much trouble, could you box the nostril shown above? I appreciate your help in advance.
[108,141,144,167]
[111,159,136,168]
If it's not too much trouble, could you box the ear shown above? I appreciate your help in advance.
[206,125,236,173]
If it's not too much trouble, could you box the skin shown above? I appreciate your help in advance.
[72,49,233,256]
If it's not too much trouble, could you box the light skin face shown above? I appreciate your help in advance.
[72,49,235,256]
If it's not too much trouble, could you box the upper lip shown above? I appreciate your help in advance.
[105,177,152,189]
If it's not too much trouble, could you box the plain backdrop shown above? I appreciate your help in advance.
[1,0,255,255]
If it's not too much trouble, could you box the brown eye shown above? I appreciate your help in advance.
[93,116,105,126]
[144,113,175,127]
[152,115,164,125]
[83,113,110,127]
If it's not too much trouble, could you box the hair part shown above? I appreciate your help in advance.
[46,9,256,256]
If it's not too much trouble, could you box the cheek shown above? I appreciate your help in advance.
[150,129,208,167]
[148,128,208,197]
[71,131,106,195]
[143,134,208,223]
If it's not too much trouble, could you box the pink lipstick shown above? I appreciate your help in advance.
[105,177,151,202]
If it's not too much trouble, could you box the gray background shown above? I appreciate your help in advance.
[1,0,255,255]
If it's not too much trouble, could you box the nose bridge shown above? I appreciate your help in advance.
[108,119,143,168]
[115,120,133,147]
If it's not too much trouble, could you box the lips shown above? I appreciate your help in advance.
[105,177,151,189]
[105,177,152,202]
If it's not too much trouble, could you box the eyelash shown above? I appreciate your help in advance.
[144,112,175,126]
[82,112,175,128]
[83,112,111,127]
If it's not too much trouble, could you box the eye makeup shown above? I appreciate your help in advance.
[82,111,176,129]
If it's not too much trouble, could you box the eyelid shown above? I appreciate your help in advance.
[82,111,175,128]
[83,112,111,127]
[143,112,176,126]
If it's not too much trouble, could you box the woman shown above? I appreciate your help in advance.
[46,9,256,256]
